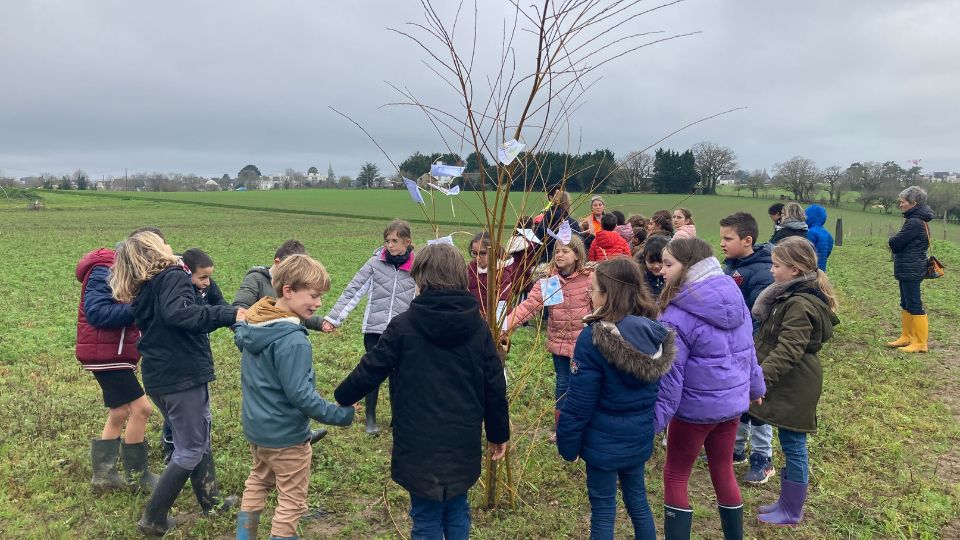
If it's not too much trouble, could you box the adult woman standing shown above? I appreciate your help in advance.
[584,195,605,235]
[886,186,935,353]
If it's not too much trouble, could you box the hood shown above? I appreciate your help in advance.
[246,266,271,280]
[234,297,305,354]
[76,248,115,282]
[725,243,772,269]
[780,218,809,231]
[408,290,484,345]
[805,205,827,228]
[592,316,675,383]
[904,204,935,222]
[671,273,749,330]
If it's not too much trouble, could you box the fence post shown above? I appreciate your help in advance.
[835,217,843,246]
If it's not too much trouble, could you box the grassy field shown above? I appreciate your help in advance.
[2,190,959,539]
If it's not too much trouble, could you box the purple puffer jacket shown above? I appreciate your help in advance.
[654,258,765,432]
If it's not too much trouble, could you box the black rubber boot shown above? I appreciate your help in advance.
[138,462,191,536]
[190,452,238,516]
[718,503,744,540]
[364,390,379,436]
[309,428,328,444]
[120,441,159,493]
[91,438,126,494]
[663,504,693,540]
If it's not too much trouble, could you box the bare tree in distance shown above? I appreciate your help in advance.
[774,156,818,202]
[692,141,737,194]
[616,151,655,192]
[745,169,769,198]
[821,165,845,207]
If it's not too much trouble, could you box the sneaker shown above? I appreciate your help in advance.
[732,450,748,465]
[745,454,775,484]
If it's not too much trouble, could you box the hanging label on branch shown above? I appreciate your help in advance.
[497,139,526,165]
[545,220,572,244]
[427,183,461,196]
[540,275,564,307]
[403,177,424,204]
[430,164,466,178]
[427,235,455,246]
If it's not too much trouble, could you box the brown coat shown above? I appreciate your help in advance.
[748,280,839,433]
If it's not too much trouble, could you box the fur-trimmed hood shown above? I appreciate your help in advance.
[591,316,675,383]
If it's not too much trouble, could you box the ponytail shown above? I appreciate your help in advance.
[815,269,839,313]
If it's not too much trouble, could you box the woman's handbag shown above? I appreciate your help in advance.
[923,222,946,279]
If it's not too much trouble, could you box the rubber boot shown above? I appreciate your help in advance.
[757,478,807,526]
[758,471,786,514]
[235,510,260,540]
[899,314,928,353]
[663,504,693,540]
[365,390,380,436]
[138,462,191,536]
[190,452,239,516]
[886,310,912,347]
[90,438,126,494]
[309,428,328,444]
[120,441,159,493]
[718,503,744,540]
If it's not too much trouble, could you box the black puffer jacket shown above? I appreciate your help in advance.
[889,205,934,281]
[334,290,510,502]
[132,267,237,395]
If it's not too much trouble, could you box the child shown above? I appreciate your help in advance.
[588,212,632,261]
[770,203,808,244]
[110,231,243,536]
[504,235,592,441]
[505,217,541,296]
[653,237,766,539]
[611,210,634,242]
[334,243,510,539]
[536,191,582,262]
[181,248,230,306]
[718,212,777,483]
[672,208,697,239]
[647,210,674,238]
[635,235,668,298]
[467,231,516,317]
[233,254,356,540]
[749,237,839,526]
[804,204,834,271]
[767,202,784,241]
[322,219,416,435]
[557,257,674,540]
[76,244,156,494]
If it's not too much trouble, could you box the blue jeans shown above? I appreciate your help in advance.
[586,464,655,540]
[778,428,809,483]
[734,417,773,458]
[409,492,470,540]
[898,279,924,315]
[553,354,571,408]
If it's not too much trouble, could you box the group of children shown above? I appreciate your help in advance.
[75,194,840,539]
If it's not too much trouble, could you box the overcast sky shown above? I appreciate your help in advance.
[1,0,957,179]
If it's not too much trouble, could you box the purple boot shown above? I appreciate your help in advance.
[758,478,807,526]
[758,471,787,514]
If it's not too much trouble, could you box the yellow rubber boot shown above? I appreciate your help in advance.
[900,315,928,353]
[886,310,912,348]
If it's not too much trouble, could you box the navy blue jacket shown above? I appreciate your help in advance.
[889,204,935,281]
[85,266,136,328]
[723,244,774,327]
[805,205,834,271]
[132,266,238,395]
[557,316,674,470]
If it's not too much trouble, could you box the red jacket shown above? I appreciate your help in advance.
[468,258,517,317]
[588,230,632,261]
[76,249,140,371]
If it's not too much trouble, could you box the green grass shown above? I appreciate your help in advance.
[1,191,958,538]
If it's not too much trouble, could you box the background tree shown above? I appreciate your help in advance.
[356,163,382,189]
[337,175,353,189]
[653,148,700,194]
[58,175,72,190]
[821,165,845,207]
[928,183,960,226]
[692,141,737,194]
[285,168,305,189]
[238,164,262,183]
[774,156,818,201]
[72,169,89,190]
[615,151,654,193]
[307,166,319,175]
[847,161,885,210]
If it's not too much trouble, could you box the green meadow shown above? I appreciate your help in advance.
[1,190,959,539]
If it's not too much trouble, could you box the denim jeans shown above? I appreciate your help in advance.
[778,428,809,483]
[409,492,470,540]
[552,354,571,408]
[734,417,773,458]
[898,279,924,315]
[586,464,656,540]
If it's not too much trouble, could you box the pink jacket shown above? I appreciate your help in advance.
[673,224,697,239]
[506,270,592,357]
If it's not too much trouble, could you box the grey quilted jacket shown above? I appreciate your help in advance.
[324,249,416,334]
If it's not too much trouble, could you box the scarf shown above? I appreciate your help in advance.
[385,246,413,268]
[751,272,818,320]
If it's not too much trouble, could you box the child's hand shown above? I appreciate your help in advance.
[321,321,336,333]
[488,442,507,461]
[498,334,511,353]
[235,308,247,322]
[751,397,764,406]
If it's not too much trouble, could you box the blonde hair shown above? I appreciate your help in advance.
[782,202,806,222]
[272,254,331,295]
[550,235,586,274]
[772,237,838,312]
[110,232,179,303]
